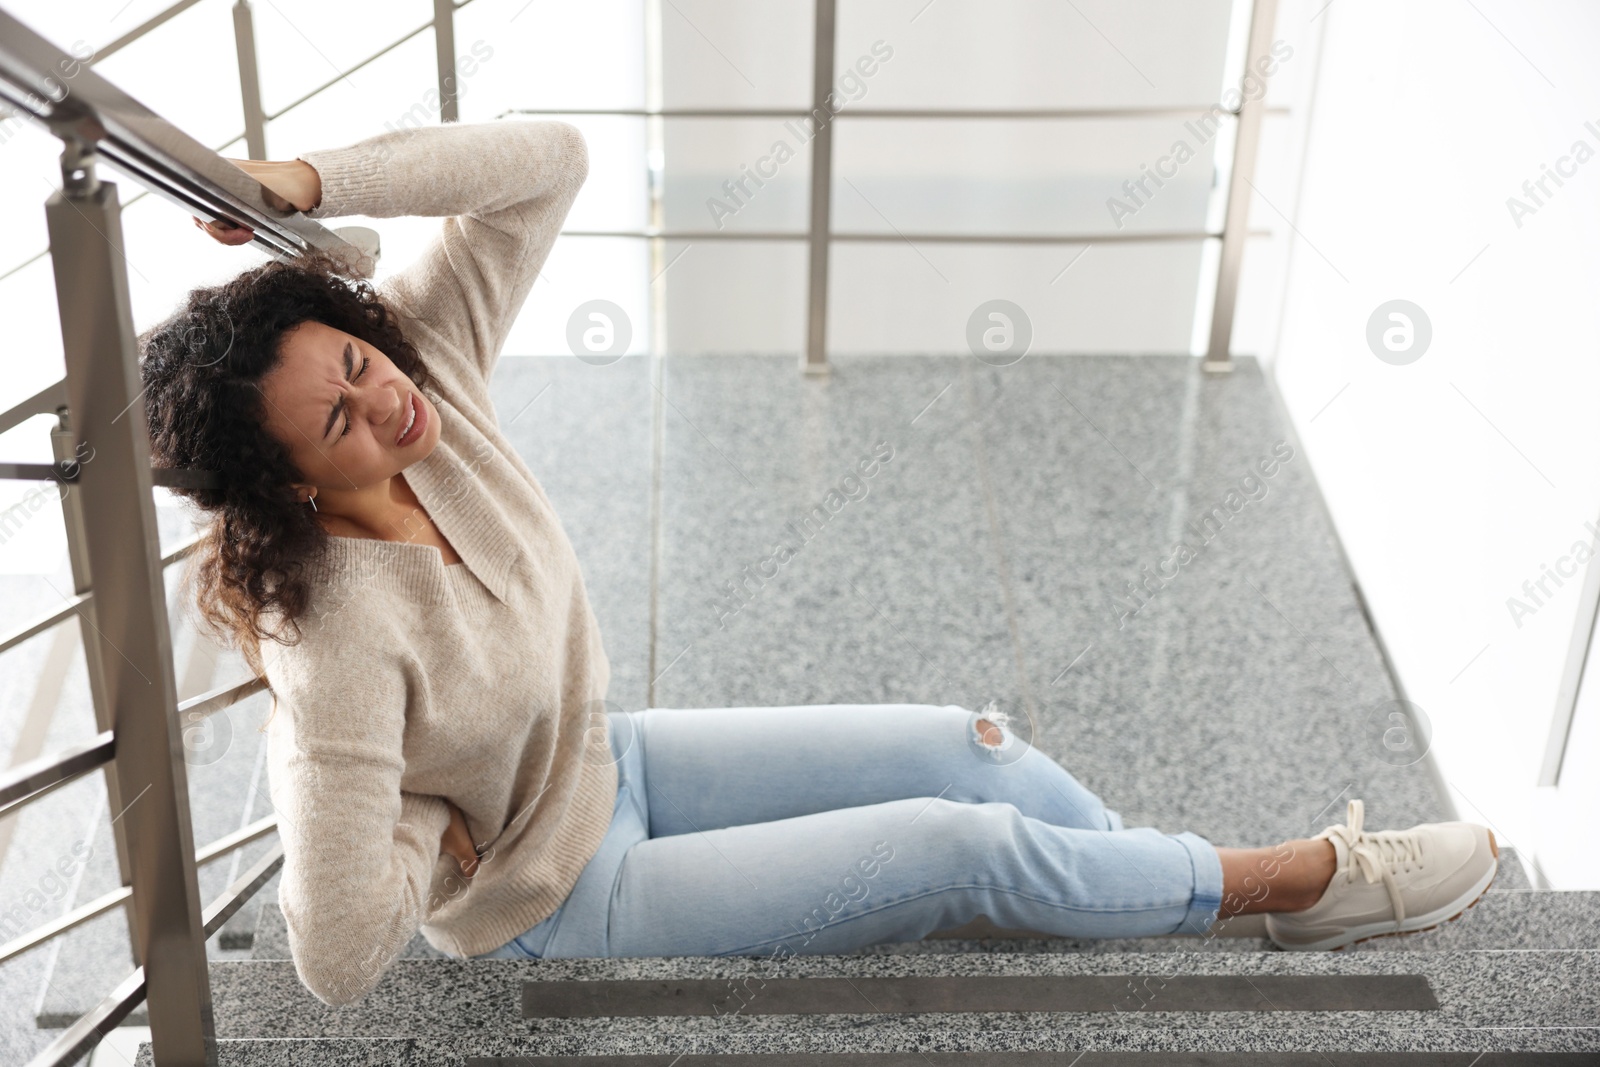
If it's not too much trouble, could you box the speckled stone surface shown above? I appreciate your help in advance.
[248,884,1600,963]
[960,356,1447,849]
[653,354,1021,712]
[204,951,1600,1051]
[65,353,1594,1066]
[252,894,446,963]
[135,1031,1600,1066]
[648,355,1447,852]
[487,355,655,715]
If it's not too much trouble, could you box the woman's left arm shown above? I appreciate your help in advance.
[292,120,589,396]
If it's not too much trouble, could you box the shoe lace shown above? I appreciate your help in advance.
[1322,799,1422,922]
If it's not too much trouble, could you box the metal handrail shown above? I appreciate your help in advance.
[0,5,376,1062]
[0,9,358,263]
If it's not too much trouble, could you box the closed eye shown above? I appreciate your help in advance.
[339,355,370,438]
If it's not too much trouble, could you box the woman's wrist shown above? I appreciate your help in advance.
[230,157,322,213]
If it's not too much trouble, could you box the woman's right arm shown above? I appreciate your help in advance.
[262,635,456,1007]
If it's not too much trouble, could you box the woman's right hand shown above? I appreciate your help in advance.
[193,157,322,246]
[439,797,482,880]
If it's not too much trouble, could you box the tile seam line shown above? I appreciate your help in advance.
[647,354,666,710]
[961,358,1039,735]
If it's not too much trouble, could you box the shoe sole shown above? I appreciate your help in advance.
[1272,830,1500,952]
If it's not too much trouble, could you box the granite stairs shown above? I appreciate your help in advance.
[6,354,1593,1063]
[130,852,1600,1064]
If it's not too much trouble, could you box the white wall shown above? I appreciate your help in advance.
[1269,0,1600,887]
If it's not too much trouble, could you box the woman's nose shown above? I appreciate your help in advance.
[359,382,401,426]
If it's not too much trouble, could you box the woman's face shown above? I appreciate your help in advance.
[258,319,440,496]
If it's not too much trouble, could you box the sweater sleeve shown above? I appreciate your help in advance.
[292,119,589,413]
[264,656,456,1007]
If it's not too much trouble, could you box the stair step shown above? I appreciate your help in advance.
[251,898,450,962]
[133,1040,1600,1065]
[133,1037,412,1066]
[245,885,1600,967]
[895,890,1600,955]
[205,950,1599,1050]
[1495,848,1535,890]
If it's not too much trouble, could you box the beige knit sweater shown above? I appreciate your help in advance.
[258,119,615,1007]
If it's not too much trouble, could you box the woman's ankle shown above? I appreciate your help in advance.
[1215,838,1337,916]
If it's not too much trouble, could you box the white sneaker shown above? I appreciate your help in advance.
[1264,798,1499,951]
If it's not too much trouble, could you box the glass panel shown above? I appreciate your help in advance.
[661,0,814,110]
[88,0,244,153]
[664,118,812,235]
[500,236,651,357]
[1264,2,1315,111]
[837,0,1236,111]
[266,28,439,160]
[0,115,60,278]
[455,0,646,117]
[542,114,650,235]
[253,0,433,119]
[1231,112,1296,359]
[827,240,1205,355]
[832,116,1227,237]
[661,238,807,355]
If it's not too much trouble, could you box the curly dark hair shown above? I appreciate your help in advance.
[138,247,433,681]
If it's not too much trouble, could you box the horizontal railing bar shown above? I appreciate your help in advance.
[0,461,74,483]
[0,884,131,966]
[0,815,281,965]
[264,0,479,122]
[178,675,271,722]
[201,839,284,938]
[0,758,89,825]
[564,228,1273,243]
[23,964,145,1067]
[502,105,1292,119]
[0,535,202,656]
[0,378,66,437]
[264,19,433,123]
[92,0,207,64]
[0,730,113,812]
[161,531,204,567]
[0,593,90,656]
[196,813,281,868]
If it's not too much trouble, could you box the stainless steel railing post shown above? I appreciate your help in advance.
[802,0,837,377]
[51,410,152,974]
[1204,0,1280,373]
[45,136,217,1066]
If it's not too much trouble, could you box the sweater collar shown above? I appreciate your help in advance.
[311,394,523,608]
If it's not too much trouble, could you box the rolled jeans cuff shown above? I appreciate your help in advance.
[1172,830,1223,936]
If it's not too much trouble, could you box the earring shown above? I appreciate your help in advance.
[305,493,318,512]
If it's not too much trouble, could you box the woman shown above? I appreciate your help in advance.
[143,119,1499,1009]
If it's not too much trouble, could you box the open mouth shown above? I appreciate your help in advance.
[396,391,426,446]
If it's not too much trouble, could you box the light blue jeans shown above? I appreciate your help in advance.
[470,703,1223,960]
